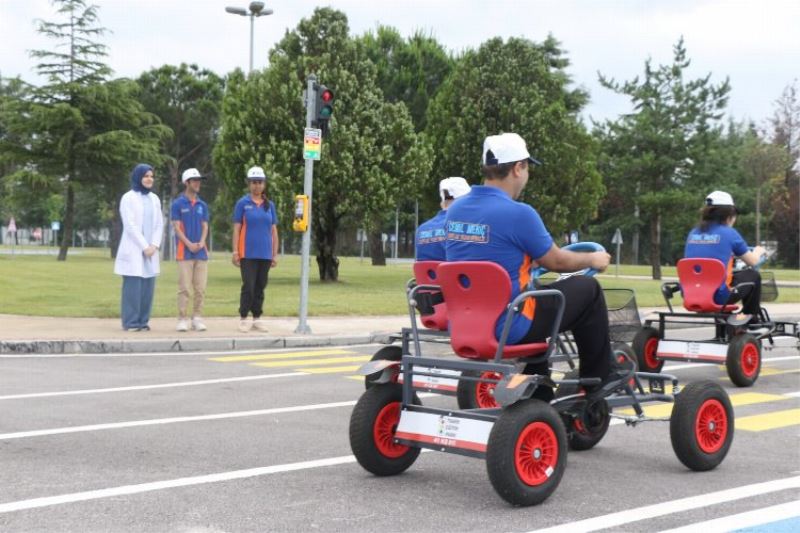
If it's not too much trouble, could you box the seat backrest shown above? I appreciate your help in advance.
[412,261,448,330]
[436,261,511,357]
[677,258,730,312]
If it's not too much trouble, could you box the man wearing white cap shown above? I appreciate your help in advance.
[446,132,627,399]
[171,168,210,332]
[684,190,766,320]
[415,177,471,261]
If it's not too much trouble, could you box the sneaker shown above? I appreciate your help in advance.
[238,318,253,333]
[191,317,207,332]
[253,319,269,332]
[176,320,189,332]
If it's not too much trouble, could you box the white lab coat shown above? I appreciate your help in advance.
[113,190,164,277]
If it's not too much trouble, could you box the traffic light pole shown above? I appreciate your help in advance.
[295,74,316,334]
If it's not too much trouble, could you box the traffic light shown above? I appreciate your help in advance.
[314,84,334,134]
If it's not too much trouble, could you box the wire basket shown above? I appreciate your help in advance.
[604,288,641,343]
[760,271,779,302]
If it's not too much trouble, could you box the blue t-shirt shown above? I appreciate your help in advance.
[416,210,448,261]
[232,195,278,260]
[684,223,748,304]
[170,194,210,261]
[445,186,554,343]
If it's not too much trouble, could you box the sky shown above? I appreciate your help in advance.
[1,0,798,125]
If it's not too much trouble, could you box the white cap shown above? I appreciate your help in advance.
[706,190,735,207]
[247,166,267,180]
[482,133,542,166]
[181,168,205,183]
[439,177,471,202]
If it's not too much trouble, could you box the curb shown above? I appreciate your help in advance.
[0,333,395,355]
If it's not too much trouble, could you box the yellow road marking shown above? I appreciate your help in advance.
[251,355,371,368]
[302,365,363,374]
[737,408,800,432]
[209,349,355,362]
[757,368,800,377]
[345,375,364,381]
[618,392,788,418]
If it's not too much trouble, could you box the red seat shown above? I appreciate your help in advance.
[677,258,738,313]
[436,261,549,360]
[413,261,448,331]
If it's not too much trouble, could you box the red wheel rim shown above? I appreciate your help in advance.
[514,421,559,486]
[573,418,587,434]
[373,402,408,458]
[644,337,660,369]
[739,342,759,378]
[695,398,728,453]
[475,371,501,408]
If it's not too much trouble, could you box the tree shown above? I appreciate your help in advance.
[136,64,224,200]
[596,38,730,279]
[741,134,788,244]
[426,36,603,237]
[0,0,168,260]
[767,81,799,267]
[214,8,431,281]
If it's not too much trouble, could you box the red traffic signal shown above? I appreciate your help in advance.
[314,84,335,134]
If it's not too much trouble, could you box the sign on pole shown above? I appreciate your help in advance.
[611,228,623,277]
[303,128,322,161]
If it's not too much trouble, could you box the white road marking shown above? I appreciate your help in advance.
[662,355,800,372]
[0,455,358,514]
[0,400,358,440]
[657,500,800,533]
[785,391,800,398]
[527,475,800,533]
[0,373,306,401]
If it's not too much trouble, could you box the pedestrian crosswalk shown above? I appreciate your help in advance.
[209,348,800,433]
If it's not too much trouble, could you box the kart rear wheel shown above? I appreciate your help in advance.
[555,369,610,451]
[670,381,733,471]
[726,334,761,387]
[457,369,501,409]
[349,383,421,476]
[633,327,664,373]
[486,400,567,506]
[364,346,403,389]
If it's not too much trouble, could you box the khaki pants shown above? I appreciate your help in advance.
[177,260,208,319]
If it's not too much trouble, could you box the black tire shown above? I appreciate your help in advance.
[726,334,761,387]
[349,383,421,476]
[486,400,567,506]
[670,381,734,471]
[364,345,403,390]
[555,369,610,451]
[456,369,502,409]
[633,327,664,373]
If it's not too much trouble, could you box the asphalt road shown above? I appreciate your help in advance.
[1,332,798,532]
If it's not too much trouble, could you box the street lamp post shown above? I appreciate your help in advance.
[225,1,274,73]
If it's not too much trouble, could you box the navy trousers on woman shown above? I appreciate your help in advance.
[239,258,271,318]
[121,275,156,330]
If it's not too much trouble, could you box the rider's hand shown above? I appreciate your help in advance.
[590,251,611,273]
[752,245,766,258]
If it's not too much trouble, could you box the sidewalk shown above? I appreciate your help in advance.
[1,304,798,355]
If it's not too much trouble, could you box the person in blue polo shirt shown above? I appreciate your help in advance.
[171,168,210,332]
[684,190,766,321]
[446,132,628,398]
[232,166,279,333]
[416,177,471,261]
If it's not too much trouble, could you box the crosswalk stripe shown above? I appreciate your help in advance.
[251,356,371,368]
[736,408,800,432]
[302,365,363,374]
[618,392,788,418]
[756,367,800,377]
[209,349,355,362]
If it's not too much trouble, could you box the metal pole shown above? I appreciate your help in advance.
[295,74,316,334]
[393,208,399,259]
[248,14,254,73]
[615,241,621,277]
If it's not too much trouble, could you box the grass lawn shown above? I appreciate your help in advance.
[0,246,797,317]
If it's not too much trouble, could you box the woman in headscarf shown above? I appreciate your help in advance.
[114,164,164,331]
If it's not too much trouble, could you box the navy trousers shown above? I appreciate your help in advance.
[121,276,156,330]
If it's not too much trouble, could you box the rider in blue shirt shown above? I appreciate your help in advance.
[416,177,471,261]
[445,133,626,397]
[684,190,765,318]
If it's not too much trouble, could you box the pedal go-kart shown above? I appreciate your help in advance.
[633,257,800,387]
[349,261,733,506]
[364,243,642,411]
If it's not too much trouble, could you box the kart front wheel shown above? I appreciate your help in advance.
[670,380,734,471]
[726,334,761,387]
